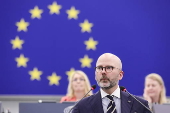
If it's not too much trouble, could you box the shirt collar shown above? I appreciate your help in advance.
[100,85,121,99]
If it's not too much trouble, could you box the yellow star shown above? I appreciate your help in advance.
[15,54,29,67]
[79,55,93,68]
[66,6,80,19]
[29,67,43,81]
[79,19,93,33]
[16,18,29,32]
[66,68,75,80]
[84,37,98,50]
[48,2,62,14]
[10,36,24,49]
[47,72,61,85]
[29,6,43,19]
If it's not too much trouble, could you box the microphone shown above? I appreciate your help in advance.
[67,84,97,113]
[120,86,153,113]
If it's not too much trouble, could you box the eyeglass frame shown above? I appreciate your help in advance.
[94,66,121,73]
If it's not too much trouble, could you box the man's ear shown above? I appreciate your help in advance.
[119,71,124,80]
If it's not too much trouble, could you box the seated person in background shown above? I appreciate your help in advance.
[60,70,93,103]
[143,73,167,106]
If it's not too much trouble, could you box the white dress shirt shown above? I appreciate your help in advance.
[100,86,121,113]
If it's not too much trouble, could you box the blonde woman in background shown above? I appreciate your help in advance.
[60,70,93,103]
[143,73,167,106]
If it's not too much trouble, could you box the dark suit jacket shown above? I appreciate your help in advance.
[72,90,151,113]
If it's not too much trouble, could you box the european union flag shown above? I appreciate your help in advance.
[0,0,170,95]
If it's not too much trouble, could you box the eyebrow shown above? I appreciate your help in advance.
[73,77,84,79]
[97,65,113,67]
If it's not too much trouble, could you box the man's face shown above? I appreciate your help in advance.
[95,55,123,89]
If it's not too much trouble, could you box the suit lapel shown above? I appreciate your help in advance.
[91,91,104,113]
[121,91,134,113]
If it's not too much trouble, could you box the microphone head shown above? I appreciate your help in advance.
[91,84,96,90]
[120,86,126,92]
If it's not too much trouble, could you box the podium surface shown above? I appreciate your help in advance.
[0,102,1,112]
[153,104,170,113]
[19,103,74,113]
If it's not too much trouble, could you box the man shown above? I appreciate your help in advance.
[72,53,151,113]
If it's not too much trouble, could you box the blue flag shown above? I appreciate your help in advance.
[0,0,170,95]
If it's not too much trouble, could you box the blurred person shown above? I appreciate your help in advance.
[60,70,93,103]
[72,53,151,113]
[143,73,167,105]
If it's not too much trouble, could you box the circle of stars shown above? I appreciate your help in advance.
[10,1,99,86]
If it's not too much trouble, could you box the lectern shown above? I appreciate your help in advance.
[19,102,74,113]
[152,104,170,113]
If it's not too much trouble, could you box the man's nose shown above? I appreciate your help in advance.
[101,67,106,72]
[101,70,107,76]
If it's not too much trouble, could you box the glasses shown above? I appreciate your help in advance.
[72,78,85,82]
[95,66,120,73]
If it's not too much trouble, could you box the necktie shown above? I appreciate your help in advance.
[106,95,117,113]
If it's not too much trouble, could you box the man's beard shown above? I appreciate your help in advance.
[97,77,118,90]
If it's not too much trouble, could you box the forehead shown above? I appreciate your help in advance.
[96,55,119,67]
[73,73,84,78]
[145,78,160,85]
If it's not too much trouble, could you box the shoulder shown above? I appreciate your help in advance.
[60,96,69,103]
[72,92,101,112]
[81,93,97,103]
[167,98,170,103]
[61,96,69,100]
[60,96,76,103]
[76,91,100,106]
[121,91,148,103]
[131,95,150,110]
[134,95,148,103]
[121,91,149,108]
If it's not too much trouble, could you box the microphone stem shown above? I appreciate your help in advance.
[126,91,153,113]
[68,89,92,113]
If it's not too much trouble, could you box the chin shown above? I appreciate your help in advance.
[148,93,156,97]
[75,89,84,91]
[99,82,110,88]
